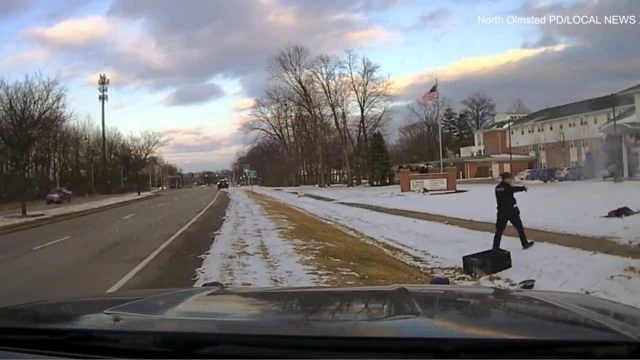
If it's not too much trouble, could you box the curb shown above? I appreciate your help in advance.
[0,193,161,235]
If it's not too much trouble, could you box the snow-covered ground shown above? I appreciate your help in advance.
[280,180,640,245]
[195,189,318,287]
[254,187,640,309]
[0,192,155,228]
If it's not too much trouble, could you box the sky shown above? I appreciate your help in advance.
[1,0,639,172]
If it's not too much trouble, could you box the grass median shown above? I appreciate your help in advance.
[247,191,430,286]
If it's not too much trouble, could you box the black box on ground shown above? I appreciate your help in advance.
[462,249,512,277]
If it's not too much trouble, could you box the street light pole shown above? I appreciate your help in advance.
[560,132,566,167]
[98,74,110,192]
[508,121,513,172]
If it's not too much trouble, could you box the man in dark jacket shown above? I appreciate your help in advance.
[493,172,534,250]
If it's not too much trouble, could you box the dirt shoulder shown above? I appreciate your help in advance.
[248,191,433,285]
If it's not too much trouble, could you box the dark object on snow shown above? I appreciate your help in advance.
[462,249,512,277]
[519,279,535,290]
[430,277,450,285]
[201,281,225,288]
[422,187,429,194]
[606,206,636,218]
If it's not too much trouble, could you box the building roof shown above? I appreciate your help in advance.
[618,83,640,95]
[512,93,635,126]
[600,106,640,135]
[426,154,536,164]
[480,119,511,131]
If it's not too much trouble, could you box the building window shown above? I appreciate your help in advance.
[560,124,563,129]
[549,125,553,130]
[510,130,514,135]
[594,118,598,124]
[521,130,524,135]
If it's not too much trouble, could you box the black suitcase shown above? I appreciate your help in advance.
[462,249,512,277]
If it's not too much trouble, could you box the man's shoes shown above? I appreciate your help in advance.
[523,241,534,250]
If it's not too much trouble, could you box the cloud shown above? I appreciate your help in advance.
[24,16,116,48]
[162,83,226,106]
[14,0,403,99]
[394,0,640,114]
[0,0,31,19]
[392,44,566,94]
[159,126,253,170]
[0,47,50,69]
[232,98,256,112]
[409,8,453,30]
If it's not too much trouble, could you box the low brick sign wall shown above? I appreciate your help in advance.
[398,168,457,192]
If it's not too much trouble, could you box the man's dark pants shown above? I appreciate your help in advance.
[493,207,528,249]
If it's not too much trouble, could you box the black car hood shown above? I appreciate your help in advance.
[0,285,639,341]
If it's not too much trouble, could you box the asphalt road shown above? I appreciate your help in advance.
[0,186,230,307]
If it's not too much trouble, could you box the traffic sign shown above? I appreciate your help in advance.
[248,170,257,179]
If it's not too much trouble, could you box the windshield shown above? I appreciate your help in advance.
[1,0,640,345]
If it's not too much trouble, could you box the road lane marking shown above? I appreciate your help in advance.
[122,213,136,220]
[32,236,71,251]
[157,203,165,207]
[106,191,221,293]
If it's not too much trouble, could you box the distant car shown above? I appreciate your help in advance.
[516,169,531,180]
[46,188,72,204]
[540,168,558,183]
[217,180,229,189]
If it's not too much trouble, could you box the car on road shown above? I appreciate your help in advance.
[217,180,229,189]
[0,285,638,358]
[45,188,72,204]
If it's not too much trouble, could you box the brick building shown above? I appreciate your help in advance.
[508,93,635,169]
[440,114,535,179]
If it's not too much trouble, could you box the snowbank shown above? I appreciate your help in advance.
[281,181,640,245]
[255,187,640,309]
[195,189,318,287]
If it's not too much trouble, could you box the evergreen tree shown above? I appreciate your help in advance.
[441,106,459,153]
[456,111,475,149]
[369,131,391,186]
[441,107,459,137]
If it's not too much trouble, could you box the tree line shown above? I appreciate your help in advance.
[234,44,528,187]
[0,73,171,215]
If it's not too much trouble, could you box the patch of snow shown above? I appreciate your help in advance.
[277,181,640,245]
[254,187,640,309]
[195,189,318,287]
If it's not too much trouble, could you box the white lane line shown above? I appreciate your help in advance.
[106,191,221,293]
[122,213,136,220]
[32,236,72,251]
[157,203,165,207]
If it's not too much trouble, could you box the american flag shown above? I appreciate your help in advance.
[422,83,438,102]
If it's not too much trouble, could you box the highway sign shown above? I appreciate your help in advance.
[248,170,257,179]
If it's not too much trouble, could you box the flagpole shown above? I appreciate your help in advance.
[437,78,443,173]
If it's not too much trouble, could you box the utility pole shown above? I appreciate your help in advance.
[98,74,110,193]
[611,93,618,168]
[560,132,566,167]
[508,121,513,172]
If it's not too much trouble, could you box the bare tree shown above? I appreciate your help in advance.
[460,92,497,130]
[268,44,329,186]
[345,50,392,184]
[128,131,167,195]
[310,54,354,186]
[508,98,530,114]
[0,73,70,216]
